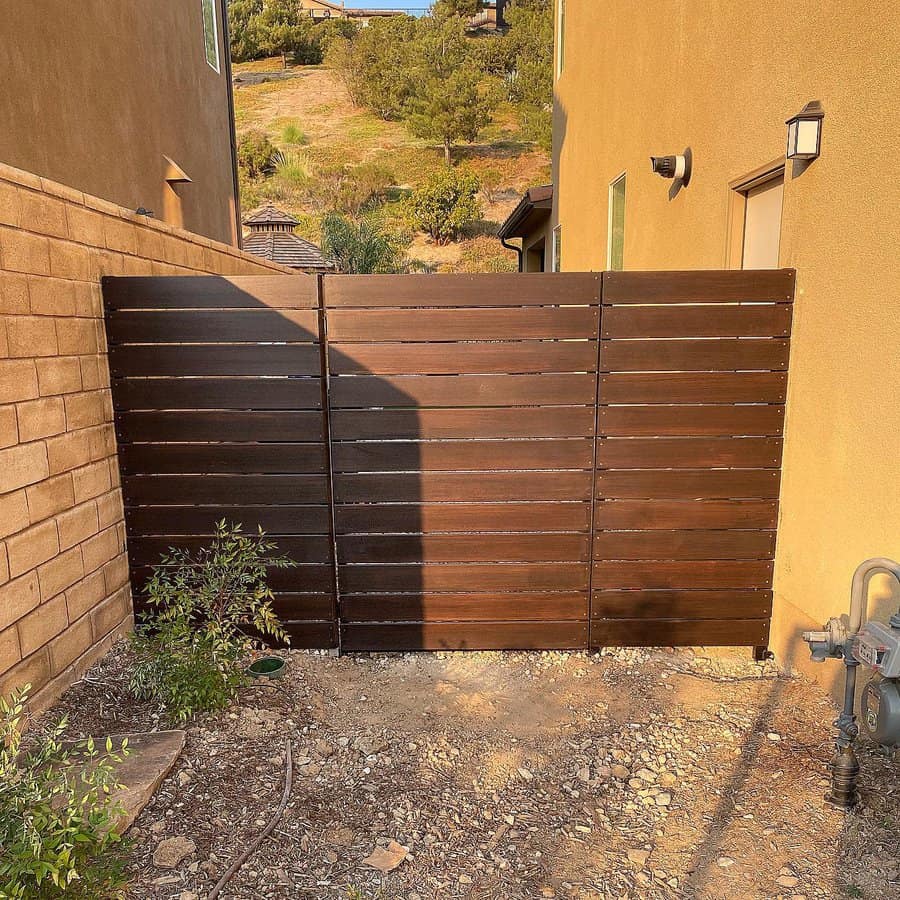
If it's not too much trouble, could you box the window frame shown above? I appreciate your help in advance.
[607,171,627,271]
[552,224,562,273]
[201,0,221,74]
[556,0,566,78]
[725,157,785,269]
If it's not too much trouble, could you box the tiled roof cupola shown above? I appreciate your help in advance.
[241,204,334,272]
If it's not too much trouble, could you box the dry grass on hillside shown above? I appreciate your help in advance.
[232,61,549,271]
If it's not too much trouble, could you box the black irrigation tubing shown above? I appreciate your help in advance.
[208,736,294,900]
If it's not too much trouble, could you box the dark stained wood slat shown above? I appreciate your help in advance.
[590,618,769,648]
[591,590,772,620]
[109,344,322,377]
[128,535,332,566]
[602,305,792,339]
[271,594,336,622]
[282,621,337,648]
[340,563,590,593]
[131,563,335,594]
[600,338,790,372]
[335,502,592,534]
[600,372,787,404]
[323,272,600,307]
[602,269,795,304]
[332,407,596,440]
[106,309,320,344]
[331,374,597,407]
[598,405,784,437]
[326,307,599,342]
[113,378,322,411]
[332,439,594,472]
[336,471,593,503]
[597,469,781,499]
[342,592,589,622]
[593,530,775,560]
[116,411,325,443]
[102,275,317,309]
[591,560,774,589]
[342,621,589,651]
[597,437,782,469]
[123,474,329,505]
[126,505,332,535]
[120,443,327,475]
[594,499,778,530]
[329,341,598,375]
[339,533,590,563]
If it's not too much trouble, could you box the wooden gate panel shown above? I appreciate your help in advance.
[325,273,601,651]
[104,275,337,648]
[592,269,795,650]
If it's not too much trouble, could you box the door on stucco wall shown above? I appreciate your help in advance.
[741,172,785,269]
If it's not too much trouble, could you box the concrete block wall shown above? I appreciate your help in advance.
[0,162,291,711]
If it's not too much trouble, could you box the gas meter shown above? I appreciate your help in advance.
[854,617,900,746]
[801,558,900,808]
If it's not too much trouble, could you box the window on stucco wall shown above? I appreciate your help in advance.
[608,173,626,270]
[556,0,566,78]
[202,0,221,73]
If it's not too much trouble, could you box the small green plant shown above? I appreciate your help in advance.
[272,148,312,188]
[279,120,307,145]
[406,166,482,243]
[321,212,407,275]
[237,130,277,179]
[129,522,293,723]
[0,686,129,898]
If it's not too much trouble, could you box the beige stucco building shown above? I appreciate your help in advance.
[0,0,240,245]
[543,0,900,690]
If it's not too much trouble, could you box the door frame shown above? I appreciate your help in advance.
[725,157,785,269]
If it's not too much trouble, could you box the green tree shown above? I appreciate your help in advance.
[408,16,497,165]
[406,166,482,243]
[321,213,406,274]
[229,0,264,62]
[432,0,484,17]
[237,130,277,178]
[252,0,318,68]
[503,0,553,149]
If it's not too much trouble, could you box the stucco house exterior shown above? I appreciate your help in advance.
[296,0,408,26]
[0,0,241,245]
[538,0,900,689]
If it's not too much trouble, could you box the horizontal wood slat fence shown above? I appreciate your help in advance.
[103,269,795,653]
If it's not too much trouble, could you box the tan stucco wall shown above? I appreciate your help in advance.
[0,0,238,245]
[552,1,900,690]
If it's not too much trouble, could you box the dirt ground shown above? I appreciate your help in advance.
[45,645,900,899]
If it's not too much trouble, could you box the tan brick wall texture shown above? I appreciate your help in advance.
[0,162,292,711]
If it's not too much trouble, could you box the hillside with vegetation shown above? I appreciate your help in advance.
[230,0,551,273]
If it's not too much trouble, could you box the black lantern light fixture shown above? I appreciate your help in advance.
[786,100,825,161]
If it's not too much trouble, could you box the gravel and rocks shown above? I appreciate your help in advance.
[43,643,900,899]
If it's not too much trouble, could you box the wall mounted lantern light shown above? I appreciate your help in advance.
[786,100,825,161]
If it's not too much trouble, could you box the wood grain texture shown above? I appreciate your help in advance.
[590,618,769,648]
[106,309,320,343]
[332,439,594,472]
[332,407,596,440]
[330,341,598,375]
[126,505,332,535]
[112,378,322,410]
[342,621,589,651]
[591,590,772,620]
[591,560,774,589]
[600,338,789,372]
[596,469,781,499]
[323,272,600,308]
[593,529,775,560]
[601,305,791,338]
[123,474,330,505]
[598,404,785,437]
[342,592,589,622]
[339,533,590,563]
[600,372,787,404]
[119,443,327,475]
[594,499,778,530]
[326,307,599,341]
[335,502,592,534]
[102,275,317,309]
[596,437,782,469]
[330,373,597,407]
[109,344,322,377]
[602,269,794,304]
[116,410,325,442]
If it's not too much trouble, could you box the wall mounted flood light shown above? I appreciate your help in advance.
[786,100,825,160]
